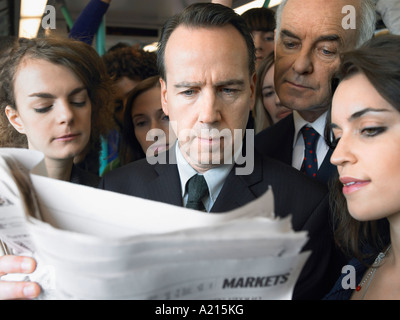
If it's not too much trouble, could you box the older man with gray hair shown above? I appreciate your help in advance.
[255,0,376,186]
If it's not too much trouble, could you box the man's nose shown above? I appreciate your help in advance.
[198,91,221,124]
[292,49,313,75]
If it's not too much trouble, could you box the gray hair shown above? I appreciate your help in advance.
[275,0,376,48]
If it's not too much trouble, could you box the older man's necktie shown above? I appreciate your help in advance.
[186,174,208,211]
[300,126,320,178]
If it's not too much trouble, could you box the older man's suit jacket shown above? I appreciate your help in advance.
[100,149,339,300]
[254,114,337,186]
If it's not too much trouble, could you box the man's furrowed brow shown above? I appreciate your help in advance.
[174,82,202,88]
[215,79,245,87]
[316,34,343,47]
[316,34,340,42]
[173,80,245,88]
[280,29,301,40]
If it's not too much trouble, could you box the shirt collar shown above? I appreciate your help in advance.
[175,143,233,203]
[292,110,328,147]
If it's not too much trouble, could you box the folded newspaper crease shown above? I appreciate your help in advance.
[0,148,310,300]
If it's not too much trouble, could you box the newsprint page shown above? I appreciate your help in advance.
[0,148,309,308]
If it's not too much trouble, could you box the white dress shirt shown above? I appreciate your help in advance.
[292,110,330,171]
[175,143,233,212]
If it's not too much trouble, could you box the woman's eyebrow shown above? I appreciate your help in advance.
[68,87,87,97]
[28,87,86,99]
[349,107,390,121]
[329,107,391,129]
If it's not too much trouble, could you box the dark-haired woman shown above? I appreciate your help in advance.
[102,76,174,174]
[325,34,400,300]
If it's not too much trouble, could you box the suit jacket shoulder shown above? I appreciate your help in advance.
[99,153,182,207]
[70,165,100,188]
[254,114,295,165]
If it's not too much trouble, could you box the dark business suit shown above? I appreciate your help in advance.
[70,165,100,188]
[100,148,339,300]
[254,114,346,295]
[254,114,337,186]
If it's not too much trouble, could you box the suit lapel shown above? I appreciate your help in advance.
[275,115,336,186]
[147,147,267,213]
[271,114,295,165]
[317,148,336,185]
[211,152,263,213]
[147,151,182,206]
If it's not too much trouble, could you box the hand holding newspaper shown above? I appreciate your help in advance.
[0,148,310,300]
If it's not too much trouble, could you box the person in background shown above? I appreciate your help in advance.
[0,37,113,186]
[99,46,158,173]
[102,46,158,129]
[211,0,233,7]
[253,52,292,134]
[241,6,276,131]
[241,7,276,69]
[254,0,376,186]
[324,34,400,300]
[69,0,111,45]
[102,75,175,174]
[68,0,158,174]
[374,0,400,35]
[0,36,15,55]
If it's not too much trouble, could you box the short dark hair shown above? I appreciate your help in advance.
[241,7,276,32]
[102,46,158,83]
[157,3,255,81]
[0,36,16,55]
[326,34,400,262]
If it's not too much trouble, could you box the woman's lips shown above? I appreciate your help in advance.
[54,134,80,142]
[340,177,371,195]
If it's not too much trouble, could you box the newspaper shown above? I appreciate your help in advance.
[0,148,310,300]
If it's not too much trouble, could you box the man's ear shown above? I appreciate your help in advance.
[5,106,25,134]
[159,78,169,116]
